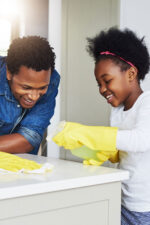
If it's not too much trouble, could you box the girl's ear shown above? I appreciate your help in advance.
[128,67,138,82]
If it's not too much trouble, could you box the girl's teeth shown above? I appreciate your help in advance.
[106,95,112,99]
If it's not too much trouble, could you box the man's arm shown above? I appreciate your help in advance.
[0,133,33,153]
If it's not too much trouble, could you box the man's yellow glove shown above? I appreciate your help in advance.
[52,122,118,152]
[0,151,42,173]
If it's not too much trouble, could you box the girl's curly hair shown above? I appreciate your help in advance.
[87,27,150,80]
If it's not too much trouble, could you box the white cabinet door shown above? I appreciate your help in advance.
[61,0,120,160]
[0,181,121,225]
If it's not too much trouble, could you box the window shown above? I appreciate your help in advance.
[0,0,20,56]
[0,19,11,56]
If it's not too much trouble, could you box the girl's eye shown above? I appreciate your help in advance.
[97,83,101,88]
[105,79,112,84]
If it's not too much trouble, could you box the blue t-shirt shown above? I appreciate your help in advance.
[0,56,60,154]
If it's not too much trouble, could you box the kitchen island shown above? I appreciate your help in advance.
[0,154,129,225]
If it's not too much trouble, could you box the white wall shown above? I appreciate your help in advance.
[47,0,61,157]
[120,0,150,91]
[23,0,48,38]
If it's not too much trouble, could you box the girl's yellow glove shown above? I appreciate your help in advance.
[52,121,119,166]
[71,146,119,166]
[52,121,118,152]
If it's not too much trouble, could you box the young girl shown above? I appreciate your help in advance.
[53,27,150,224]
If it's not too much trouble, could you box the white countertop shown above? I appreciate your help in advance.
[0,154,129,200]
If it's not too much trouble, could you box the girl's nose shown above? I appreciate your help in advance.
[100,85,107,95]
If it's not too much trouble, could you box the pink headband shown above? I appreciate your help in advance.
[100,51,136,69]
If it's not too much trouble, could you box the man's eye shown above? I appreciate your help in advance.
[23,86,31,90]
[40,86,48,90]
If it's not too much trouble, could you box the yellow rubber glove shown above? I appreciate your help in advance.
[0,151,42,173]
[52,122,118,152]
[52,121,119,166]
[71,146,119,166]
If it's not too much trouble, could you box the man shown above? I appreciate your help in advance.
[0,36,60,154]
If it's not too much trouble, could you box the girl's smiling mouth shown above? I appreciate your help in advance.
[106,94,114,103]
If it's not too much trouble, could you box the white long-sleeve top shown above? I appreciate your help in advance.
[110,91,150,212]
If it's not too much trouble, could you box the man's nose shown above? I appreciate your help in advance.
[28,90,40,101]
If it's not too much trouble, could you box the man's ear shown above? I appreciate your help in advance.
[6,69,12,81]
[128,67,138,82]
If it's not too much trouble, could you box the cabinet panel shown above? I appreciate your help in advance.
[0,181,121,225]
